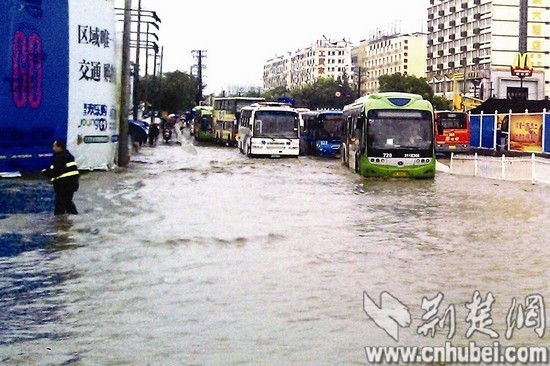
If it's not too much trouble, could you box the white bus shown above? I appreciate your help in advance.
[237,103,300,158]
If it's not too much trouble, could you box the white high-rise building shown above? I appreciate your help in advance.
[263,38,353,91]
[426,0,550,101]
[353,32,427,96]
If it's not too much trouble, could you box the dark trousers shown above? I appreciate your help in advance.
[54,190,78,215]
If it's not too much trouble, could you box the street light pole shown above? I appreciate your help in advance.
[118,0,132,167]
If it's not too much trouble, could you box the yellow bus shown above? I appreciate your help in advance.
[212,97,265,146]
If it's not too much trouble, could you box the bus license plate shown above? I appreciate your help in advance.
[393,171,408,177]
[449,145,456,149]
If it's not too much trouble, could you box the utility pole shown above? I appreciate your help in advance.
[192,50,207,105]
[132,0,141,120]
[118,0,132,167]
[357,67,362,97]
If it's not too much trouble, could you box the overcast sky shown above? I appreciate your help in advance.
[115,0,429,94]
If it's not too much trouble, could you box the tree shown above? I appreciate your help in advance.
[431,94,453,110]
[262,86,290,102]
[262,77,355,109]
[292,77,355,109]
[136,70,197,114]
[379,73,452,110]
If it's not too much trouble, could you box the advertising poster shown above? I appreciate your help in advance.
[68,0,118,170]
[0,1,69,173]
[509,113,544,152]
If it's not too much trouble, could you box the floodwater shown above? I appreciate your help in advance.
[1,130,549,365]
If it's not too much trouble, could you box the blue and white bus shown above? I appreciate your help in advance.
[300,110,343,157]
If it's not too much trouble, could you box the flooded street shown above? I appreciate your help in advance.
[1,131,549,365]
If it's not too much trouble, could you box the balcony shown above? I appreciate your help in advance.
[449,34,456,40]
[438,23,445,29]
[438,36,444,42]
[449,20,456,26]
[460,30,468,37]
[461,16,468,24]
[460,45,467,51]
[448,61,455,68]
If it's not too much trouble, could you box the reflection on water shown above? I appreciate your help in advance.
[1,135,549,365]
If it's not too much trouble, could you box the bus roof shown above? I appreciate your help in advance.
[241,103,297,112]
[213,97,265,101]
[192,105,213,111]
[344,92,431,111]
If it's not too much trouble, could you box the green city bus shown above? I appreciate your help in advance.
[192,106,214,142]
[341,92,435,178]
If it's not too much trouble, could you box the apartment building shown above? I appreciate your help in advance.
[353,33,427,96]
[263,39,353,91]
[427,0,550,101]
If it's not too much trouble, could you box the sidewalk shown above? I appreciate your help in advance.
[442,152,550,184]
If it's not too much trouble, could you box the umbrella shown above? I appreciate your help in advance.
[129,119,149,144]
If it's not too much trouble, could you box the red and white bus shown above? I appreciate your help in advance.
[434,111,470,153]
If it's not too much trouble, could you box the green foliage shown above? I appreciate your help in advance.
[379,73,452,110]
[262,77,356,109]
[262,86,290,102]
[136,71,198,114]
[431,94,453,111]
[378,73,433,101]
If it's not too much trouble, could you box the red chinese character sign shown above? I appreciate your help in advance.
[509,114,543,153]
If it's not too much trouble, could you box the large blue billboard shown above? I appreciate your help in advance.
[0,0,69,173]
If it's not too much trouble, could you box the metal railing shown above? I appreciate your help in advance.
[449,152,550,184]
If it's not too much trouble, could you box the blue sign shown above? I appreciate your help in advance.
[0,1,69,173]
[277,97,295,107]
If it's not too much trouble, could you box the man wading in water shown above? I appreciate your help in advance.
[43,139,80,216]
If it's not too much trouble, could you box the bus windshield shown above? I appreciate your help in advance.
[201,115,212,131]
[437,112,467,129]
[254,111,298,139]
[317,114,342,140]
[367,110,433,150]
